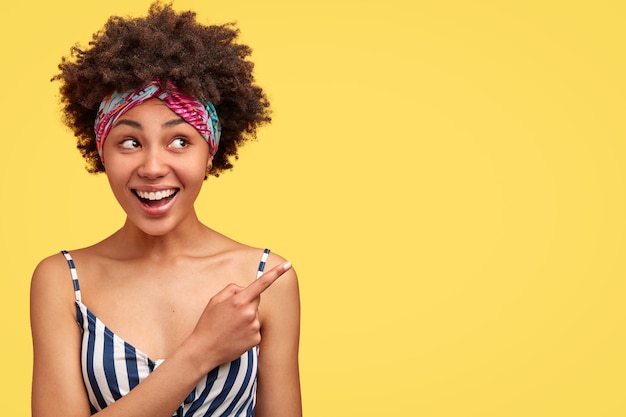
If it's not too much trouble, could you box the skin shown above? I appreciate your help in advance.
[30,99,302,417]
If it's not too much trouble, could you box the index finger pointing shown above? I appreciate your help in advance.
[240,262,292,301]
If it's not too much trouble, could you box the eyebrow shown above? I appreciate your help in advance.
[113,119,142,129]
[162,118,186,128]
[113,118,186,130]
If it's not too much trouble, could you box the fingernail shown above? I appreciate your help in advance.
[284,262,292,270]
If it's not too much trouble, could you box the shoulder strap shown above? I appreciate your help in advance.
[256,248,270,279]
[61,250,82,302]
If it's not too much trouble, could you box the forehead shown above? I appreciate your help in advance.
[121,98,179,119]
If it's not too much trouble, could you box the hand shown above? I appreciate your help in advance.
[188,261,292,370]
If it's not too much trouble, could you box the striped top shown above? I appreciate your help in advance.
[61,249,271,416]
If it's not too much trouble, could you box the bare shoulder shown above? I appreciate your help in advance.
[30,251,76,316]
[32,247,99,278]
[265,250,299,284]
[33,251,69,274]
[221,241,300,299]
[31,252,72,293]
[240,245,299,287]
[257,250,301,315]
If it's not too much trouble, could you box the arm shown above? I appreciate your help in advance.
[31,255,93,417]
[31,253,292,417]
[255,261,302,417]
[30,254,218,417]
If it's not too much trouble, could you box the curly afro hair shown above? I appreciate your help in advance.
[53,1,271,177]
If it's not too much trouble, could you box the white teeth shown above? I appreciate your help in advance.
[136,189,176,201]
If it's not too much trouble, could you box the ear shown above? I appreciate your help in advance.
[204,155,214,180]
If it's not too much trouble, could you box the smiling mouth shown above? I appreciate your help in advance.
[134,189,179,206]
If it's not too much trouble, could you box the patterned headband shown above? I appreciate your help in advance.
[94,80,221,163]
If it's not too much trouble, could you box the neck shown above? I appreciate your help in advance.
[109,214,213,260]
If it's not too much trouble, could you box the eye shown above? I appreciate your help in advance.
[170,137,190,149]
[120,138,140,149]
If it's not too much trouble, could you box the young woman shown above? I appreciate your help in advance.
[30,3,301,416]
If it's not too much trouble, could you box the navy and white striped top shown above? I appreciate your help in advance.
[61,249,271,416]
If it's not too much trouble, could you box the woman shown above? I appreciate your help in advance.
[30,3,302,416]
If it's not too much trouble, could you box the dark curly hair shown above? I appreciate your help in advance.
[52,1,271,177]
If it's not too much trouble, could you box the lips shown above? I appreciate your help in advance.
[135,189,177,201]
[133,188,179,208]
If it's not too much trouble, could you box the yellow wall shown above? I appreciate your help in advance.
[1,0,624,415]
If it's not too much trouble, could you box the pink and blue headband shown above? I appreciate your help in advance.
[94,80,221,163]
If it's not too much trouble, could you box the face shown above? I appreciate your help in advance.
[102,98,212,236]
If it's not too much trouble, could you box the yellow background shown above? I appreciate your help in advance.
[1,0,625,415]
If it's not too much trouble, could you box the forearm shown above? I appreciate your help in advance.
[97,345,203,417]
[32,337,217,417]
[80,341,215,417]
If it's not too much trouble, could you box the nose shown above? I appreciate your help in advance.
[137,148,169,179]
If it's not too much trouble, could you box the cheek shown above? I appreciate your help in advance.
[104,160,132,194]
[176,159,210,185]
[105,172,128,200]
[104,161,125,182]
